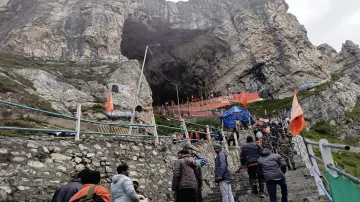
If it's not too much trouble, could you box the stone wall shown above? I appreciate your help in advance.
[0,136,239,202]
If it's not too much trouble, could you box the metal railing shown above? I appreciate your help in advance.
[0,99,221,146]
[0,99,172,144]
[294,136,359,202]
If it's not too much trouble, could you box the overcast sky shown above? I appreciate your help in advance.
[167,0,360,51]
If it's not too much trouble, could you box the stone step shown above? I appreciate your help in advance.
[203,155,326,202]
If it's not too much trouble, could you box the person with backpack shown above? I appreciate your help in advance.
[69,170,110,202]
[172,149,202,202]
[51,169,89,202]
[111,164,145,202]
[192,152,208,202]
[214,144,234,202]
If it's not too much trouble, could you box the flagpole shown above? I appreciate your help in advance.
[129,44,160,135]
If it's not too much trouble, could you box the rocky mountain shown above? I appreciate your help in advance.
[0,0,359,125]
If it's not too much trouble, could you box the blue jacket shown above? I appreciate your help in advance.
[215,151,231,182]
[196,154,208,167]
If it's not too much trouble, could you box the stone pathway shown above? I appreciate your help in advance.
[202,130,329,202]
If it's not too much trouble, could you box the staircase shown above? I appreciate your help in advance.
[203,130,329,202]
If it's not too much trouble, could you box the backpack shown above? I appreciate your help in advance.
[80,186,97,202]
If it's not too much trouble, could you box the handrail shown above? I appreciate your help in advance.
[318,181,333,201]
[305,139,350,150]
[322,143,350,151]
[0,99,76,120]
[0,99,154,127]
[310,154,324,163]
[157,125,184,130]
[327,164,360,184]
[0,126,171,139]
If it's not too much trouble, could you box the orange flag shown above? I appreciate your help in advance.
[239,90,248,108]
[105,92,114,113]
[289,89,307,136]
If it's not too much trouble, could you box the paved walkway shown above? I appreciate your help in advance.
[203,130,329,202]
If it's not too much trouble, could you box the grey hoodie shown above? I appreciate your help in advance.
[172,154,202,191]
[111,174,140,202]
[257,148,287,182]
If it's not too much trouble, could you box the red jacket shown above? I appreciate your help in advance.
[69,184,110,202]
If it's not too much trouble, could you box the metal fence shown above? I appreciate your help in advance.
[0,99,220,146]
[293,136,360,202]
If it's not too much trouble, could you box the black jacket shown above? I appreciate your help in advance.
[51,179,82,202]
[240,142,262,166]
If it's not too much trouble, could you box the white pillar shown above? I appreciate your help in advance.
[319,139,338,177]
[221,129,229,152]
[181,119,190,144]
[206,125,210,140]
[234,131,239,148]
[75,104,81,141]
[151,116,159,145]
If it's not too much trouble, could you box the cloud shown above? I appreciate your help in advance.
[286,0,360,51]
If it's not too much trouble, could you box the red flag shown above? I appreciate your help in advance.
[289,89,307,136]
[105,92,114,113]
[239,90,248,108]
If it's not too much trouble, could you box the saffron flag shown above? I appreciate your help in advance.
[105,92,114,113]
[239,90,248,108]
[289,89,307,136]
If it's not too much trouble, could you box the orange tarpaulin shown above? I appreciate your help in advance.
[105,92,114,113]
[289,89,306,136]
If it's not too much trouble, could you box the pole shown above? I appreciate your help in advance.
[221,129,229,152]
[151,116,159,146]
[129,46,149,134]
[75,104,81,141]
[181,119,190,144]
[176,84,181,116]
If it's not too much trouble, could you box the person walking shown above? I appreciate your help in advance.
[51,169,89,202]
[278,131,295,170]
[214,144,235,202]
[111,164,145,202]
[240,136,265,198]
[235,119,241,132]
[172,149,202,202]
[192,152,208,202]
[258,148,288,202]
[69,170,111,202]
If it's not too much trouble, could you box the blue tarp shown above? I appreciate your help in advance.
[219,106,255,129]
[300,82,318,90]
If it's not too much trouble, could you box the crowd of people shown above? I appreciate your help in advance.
[172,128,210,144]
[50,118,295,202]
[51,165,147,202]
[171,118,296,202]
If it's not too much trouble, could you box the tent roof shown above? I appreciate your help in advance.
[220,106,248,118]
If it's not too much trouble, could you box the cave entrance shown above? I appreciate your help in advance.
[120,17,231,105]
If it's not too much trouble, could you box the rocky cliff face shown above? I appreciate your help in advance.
[0,0,359,123]
[0,0,333,105]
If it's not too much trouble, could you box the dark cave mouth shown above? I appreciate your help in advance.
[120,18,231,105]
